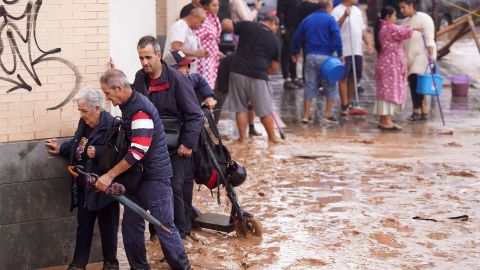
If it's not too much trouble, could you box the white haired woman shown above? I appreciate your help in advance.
[45,88,119,270]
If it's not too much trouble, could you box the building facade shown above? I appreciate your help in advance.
[0,0,185,268]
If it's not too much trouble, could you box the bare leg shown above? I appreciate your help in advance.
[260,114,278,143]
[421,97,428,114]
[379,115,385,126]
[384,115,393,127]
[324,98,334,118]
[347,78,355,104]
[247,104,262,136]
[303,98,311,119]
[236,112,248,143]
[248,109,255,124]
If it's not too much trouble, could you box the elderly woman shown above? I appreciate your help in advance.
[45,88,119,270]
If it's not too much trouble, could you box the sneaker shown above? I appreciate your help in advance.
[323,115,338,124]
[283,80,296,90]
[340,104,350,116]
[420,113,429,120]
[301,116,312,124]
[357,85,364,94]
[407,112,421,121]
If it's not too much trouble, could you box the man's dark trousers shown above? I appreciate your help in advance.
[122,179,190,270]
[70,187,119,268]
[170,153,194,238]
[281,29,297,81]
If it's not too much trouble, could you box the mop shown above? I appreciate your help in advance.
[347,16,368,116]
[421,33,454,135]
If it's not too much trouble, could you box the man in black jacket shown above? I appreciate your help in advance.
[132,36,204,240]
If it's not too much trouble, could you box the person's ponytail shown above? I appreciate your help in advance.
[373,6,396,54]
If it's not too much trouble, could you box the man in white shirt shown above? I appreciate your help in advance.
[164,7,209,74]
[332,0,373,116]
[400,0,436,121]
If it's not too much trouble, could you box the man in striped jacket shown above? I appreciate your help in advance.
[97,69,191,270]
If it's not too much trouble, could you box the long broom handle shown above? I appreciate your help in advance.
[421,33,446,127]
[348,15,360,106]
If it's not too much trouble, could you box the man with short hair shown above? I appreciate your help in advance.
[164,7,209,73]
[133,36,204,241]
[179,0,202,18]
[97,69,191,270]
[222,15,282,143]
[332,0,373,116]
[292,0,343,124]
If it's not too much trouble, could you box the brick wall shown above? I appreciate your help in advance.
[0,0,109,143]
[157,0,167,37]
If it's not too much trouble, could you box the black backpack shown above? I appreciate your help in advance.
[193,108,231,190]
[99,117,143,193]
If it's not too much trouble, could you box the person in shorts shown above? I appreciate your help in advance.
[222,15,282,143]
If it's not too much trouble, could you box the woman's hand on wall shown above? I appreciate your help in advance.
[45,138,60,155]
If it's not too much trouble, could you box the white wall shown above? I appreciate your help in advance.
[109,0,156,82]
[166,0,190,30]
[109,0,156,115]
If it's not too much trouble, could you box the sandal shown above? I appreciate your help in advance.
[380,124,402,131]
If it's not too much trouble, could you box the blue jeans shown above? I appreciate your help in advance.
[122,179,190,270]
[149,154,194,238]
[304,54,338,100]
[70,187,119,268]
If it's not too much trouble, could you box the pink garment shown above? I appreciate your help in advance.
[375,20,413,105]
[194,10,221,88]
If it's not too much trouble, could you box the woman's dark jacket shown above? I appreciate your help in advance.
[59,110,115,211]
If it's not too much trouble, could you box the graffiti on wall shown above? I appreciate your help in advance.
[0,0,82,110]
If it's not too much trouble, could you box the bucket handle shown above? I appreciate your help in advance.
[424,62,438,75]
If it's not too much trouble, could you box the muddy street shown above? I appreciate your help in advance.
[42,35,480,270]
[141,128,479,270]
[139,39,480,269]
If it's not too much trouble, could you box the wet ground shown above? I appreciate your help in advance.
[140,35,480,270]
[43,36,480,269]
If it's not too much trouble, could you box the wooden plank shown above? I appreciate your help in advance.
[467,15,480,54]
[436,16,469,38]
[436,7,480,38]
[437,24,470,59]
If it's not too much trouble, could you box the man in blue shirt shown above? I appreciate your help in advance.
[292,0,343,124]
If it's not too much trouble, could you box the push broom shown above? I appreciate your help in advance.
[347,16,368,116]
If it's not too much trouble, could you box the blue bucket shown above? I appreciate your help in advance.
[416,63,444,96]
[317,56,345,83]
